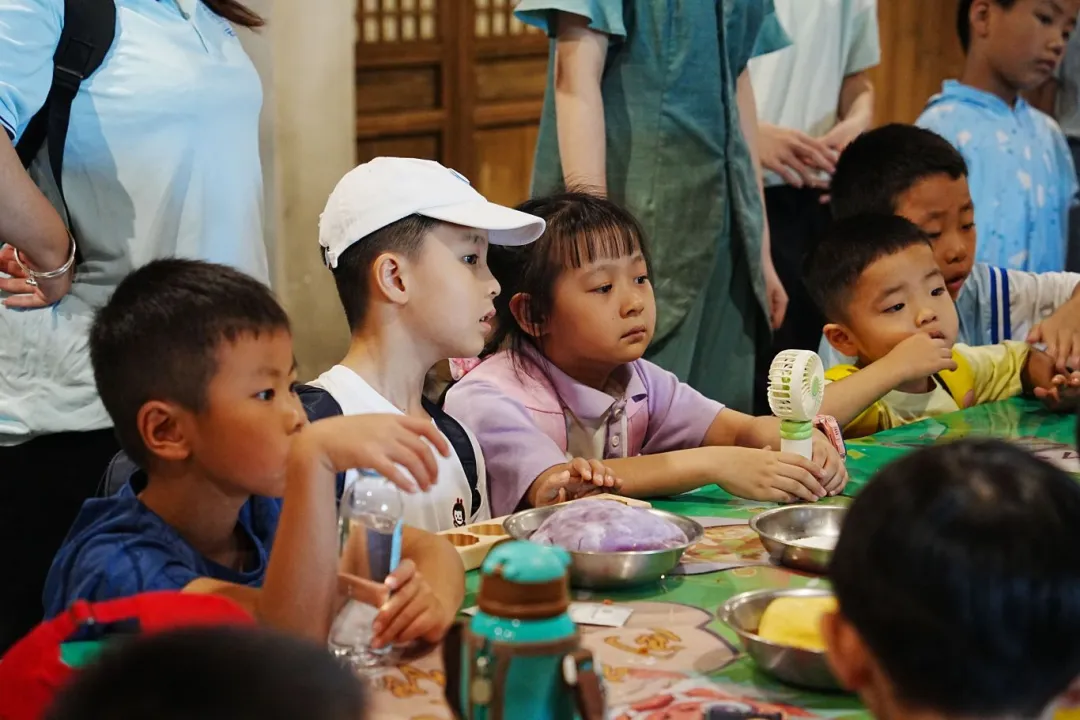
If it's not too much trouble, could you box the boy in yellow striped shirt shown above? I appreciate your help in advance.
[808,214,1080,438]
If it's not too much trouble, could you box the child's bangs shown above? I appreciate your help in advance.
[550,219,645,270]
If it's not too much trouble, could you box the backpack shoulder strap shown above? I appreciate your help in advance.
[16,0,116,257]
[297,383,345,422]
[296,384,347,498]
[423,397,482,518]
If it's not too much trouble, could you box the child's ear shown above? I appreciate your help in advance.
[137,400,193,463]
[822,611,873,694]
[372,253,407,305]
[970,0,992,41]
[823,323,859,359]
[509,292,543,338]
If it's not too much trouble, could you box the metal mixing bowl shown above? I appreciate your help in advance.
[502,506,704,589]
[719,587,842,691]
[750,505,846,574]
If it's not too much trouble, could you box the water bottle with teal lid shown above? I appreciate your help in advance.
[328,468,404,672]
[442,541,605,720]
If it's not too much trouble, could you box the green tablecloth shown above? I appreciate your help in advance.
[460,398,1077,719]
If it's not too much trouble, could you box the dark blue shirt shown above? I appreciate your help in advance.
[43,477,281,619]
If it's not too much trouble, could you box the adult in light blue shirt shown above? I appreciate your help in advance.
[0,0,268,653]
[918,80,1078,273]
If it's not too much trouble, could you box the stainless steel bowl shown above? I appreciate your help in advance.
[750,505,846,574]
[719,587,842,691]
[502,506,704,590]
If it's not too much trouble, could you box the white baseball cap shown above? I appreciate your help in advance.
[319,157,546,268]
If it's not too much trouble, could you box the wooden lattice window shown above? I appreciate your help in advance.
[358,0,440,44]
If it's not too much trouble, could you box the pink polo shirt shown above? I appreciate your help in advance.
[443,348,724,516]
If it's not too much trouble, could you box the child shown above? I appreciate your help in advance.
[514,0,791,413]
[46,626,367,720]
[822,123,1080,372]
[823,438,1080,719]
[809,214,1080,438]
[312,157,618,531]
[43,259,465,653]
[916,0,1079,273]
[443,193,848,517]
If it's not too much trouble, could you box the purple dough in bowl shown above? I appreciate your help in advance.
[529,499,689,552]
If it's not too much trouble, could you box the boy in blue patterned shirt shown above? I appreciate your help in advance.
[819,123,1080,373]
[917,0,1079,273]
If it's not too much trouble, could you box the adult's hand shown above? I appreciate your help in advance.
[757,124,837,189]
[0,244,73,308]
[763,258,789,329]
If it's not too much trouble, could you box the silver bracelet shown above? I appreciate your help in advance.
[13,236,77,287]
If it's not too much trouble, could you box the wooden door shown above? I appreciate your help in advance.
[355,0,548,207]
[869,0,966,125]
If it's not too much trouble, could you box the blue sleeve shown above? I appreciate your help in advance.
[44,539,202,618]
[0,0,64,141]
[514,0,627,40]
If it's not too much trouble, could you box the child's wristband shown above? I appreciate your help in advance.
[813,415,846,460]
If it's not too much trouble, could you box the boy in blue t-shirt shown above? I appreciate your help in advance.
[42,259,464,650]
[820,123,1080,372]
[916,0,1079,273]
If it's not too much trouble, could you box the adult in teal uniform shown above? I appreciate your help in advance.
[515,0,791,412]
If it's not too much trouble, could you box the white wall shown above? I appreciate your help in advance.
[240,0,355,379]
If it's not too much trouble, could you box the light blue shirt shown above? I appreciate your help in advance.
[0,0,267,443]
[917,80,1078,273]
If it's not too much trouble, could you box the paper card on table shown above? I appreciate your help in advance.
[568,602,633,627]
[689,516,752,529]
[459,603,632,627]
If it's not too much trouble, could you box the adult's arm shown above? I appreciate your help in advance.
[552,11,609,194]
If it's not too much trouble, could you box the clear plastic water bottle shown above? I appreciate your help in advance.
[328,468,404,673]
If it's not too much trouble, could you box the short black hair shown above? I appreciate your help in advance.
[830,439,1080,717]
[830,124,969,220]
[803,213,931,322]
[90,259,290,466]
[46,626,366,720]
[483,191,649,363]
[958,0,1017,52]
[329,214,439,331]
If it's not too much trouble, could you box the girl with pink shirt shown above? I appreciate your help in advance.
[444,193,847,516]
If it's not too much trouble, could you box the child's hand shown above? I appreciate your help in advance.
[882,333,958,383]
[528,458,621,507]
[1033,370,1080,411]
[337,559,454,649]
[1027,308,1080,372]
[811,430,848,496]
[296,414,451,493]
[717,447,828,504]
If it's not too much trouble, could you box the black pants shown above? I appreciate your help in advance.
[0,429,119,654]
[1068,138,1080,273]
[753,186,833,415]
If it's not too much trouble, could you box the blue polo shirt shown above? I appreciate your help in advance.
[42,477,281,619]
[0,0,267,445]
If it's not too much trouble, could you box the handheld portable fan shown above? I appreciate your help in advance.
[767,350,825,460]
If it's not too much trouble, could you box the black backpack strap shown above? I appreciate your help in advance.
[423,397,481,518]
[296,384,347,498]
[97,449,139,497]
[16,0,116,262]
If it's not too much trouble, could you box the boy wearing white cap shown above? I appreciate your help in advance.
[312,158,546,532]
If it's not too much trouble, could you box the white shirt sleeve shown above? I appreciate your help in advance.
[1006,268,1080,338]
[0,0,64,141]
[845,0,880,76]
